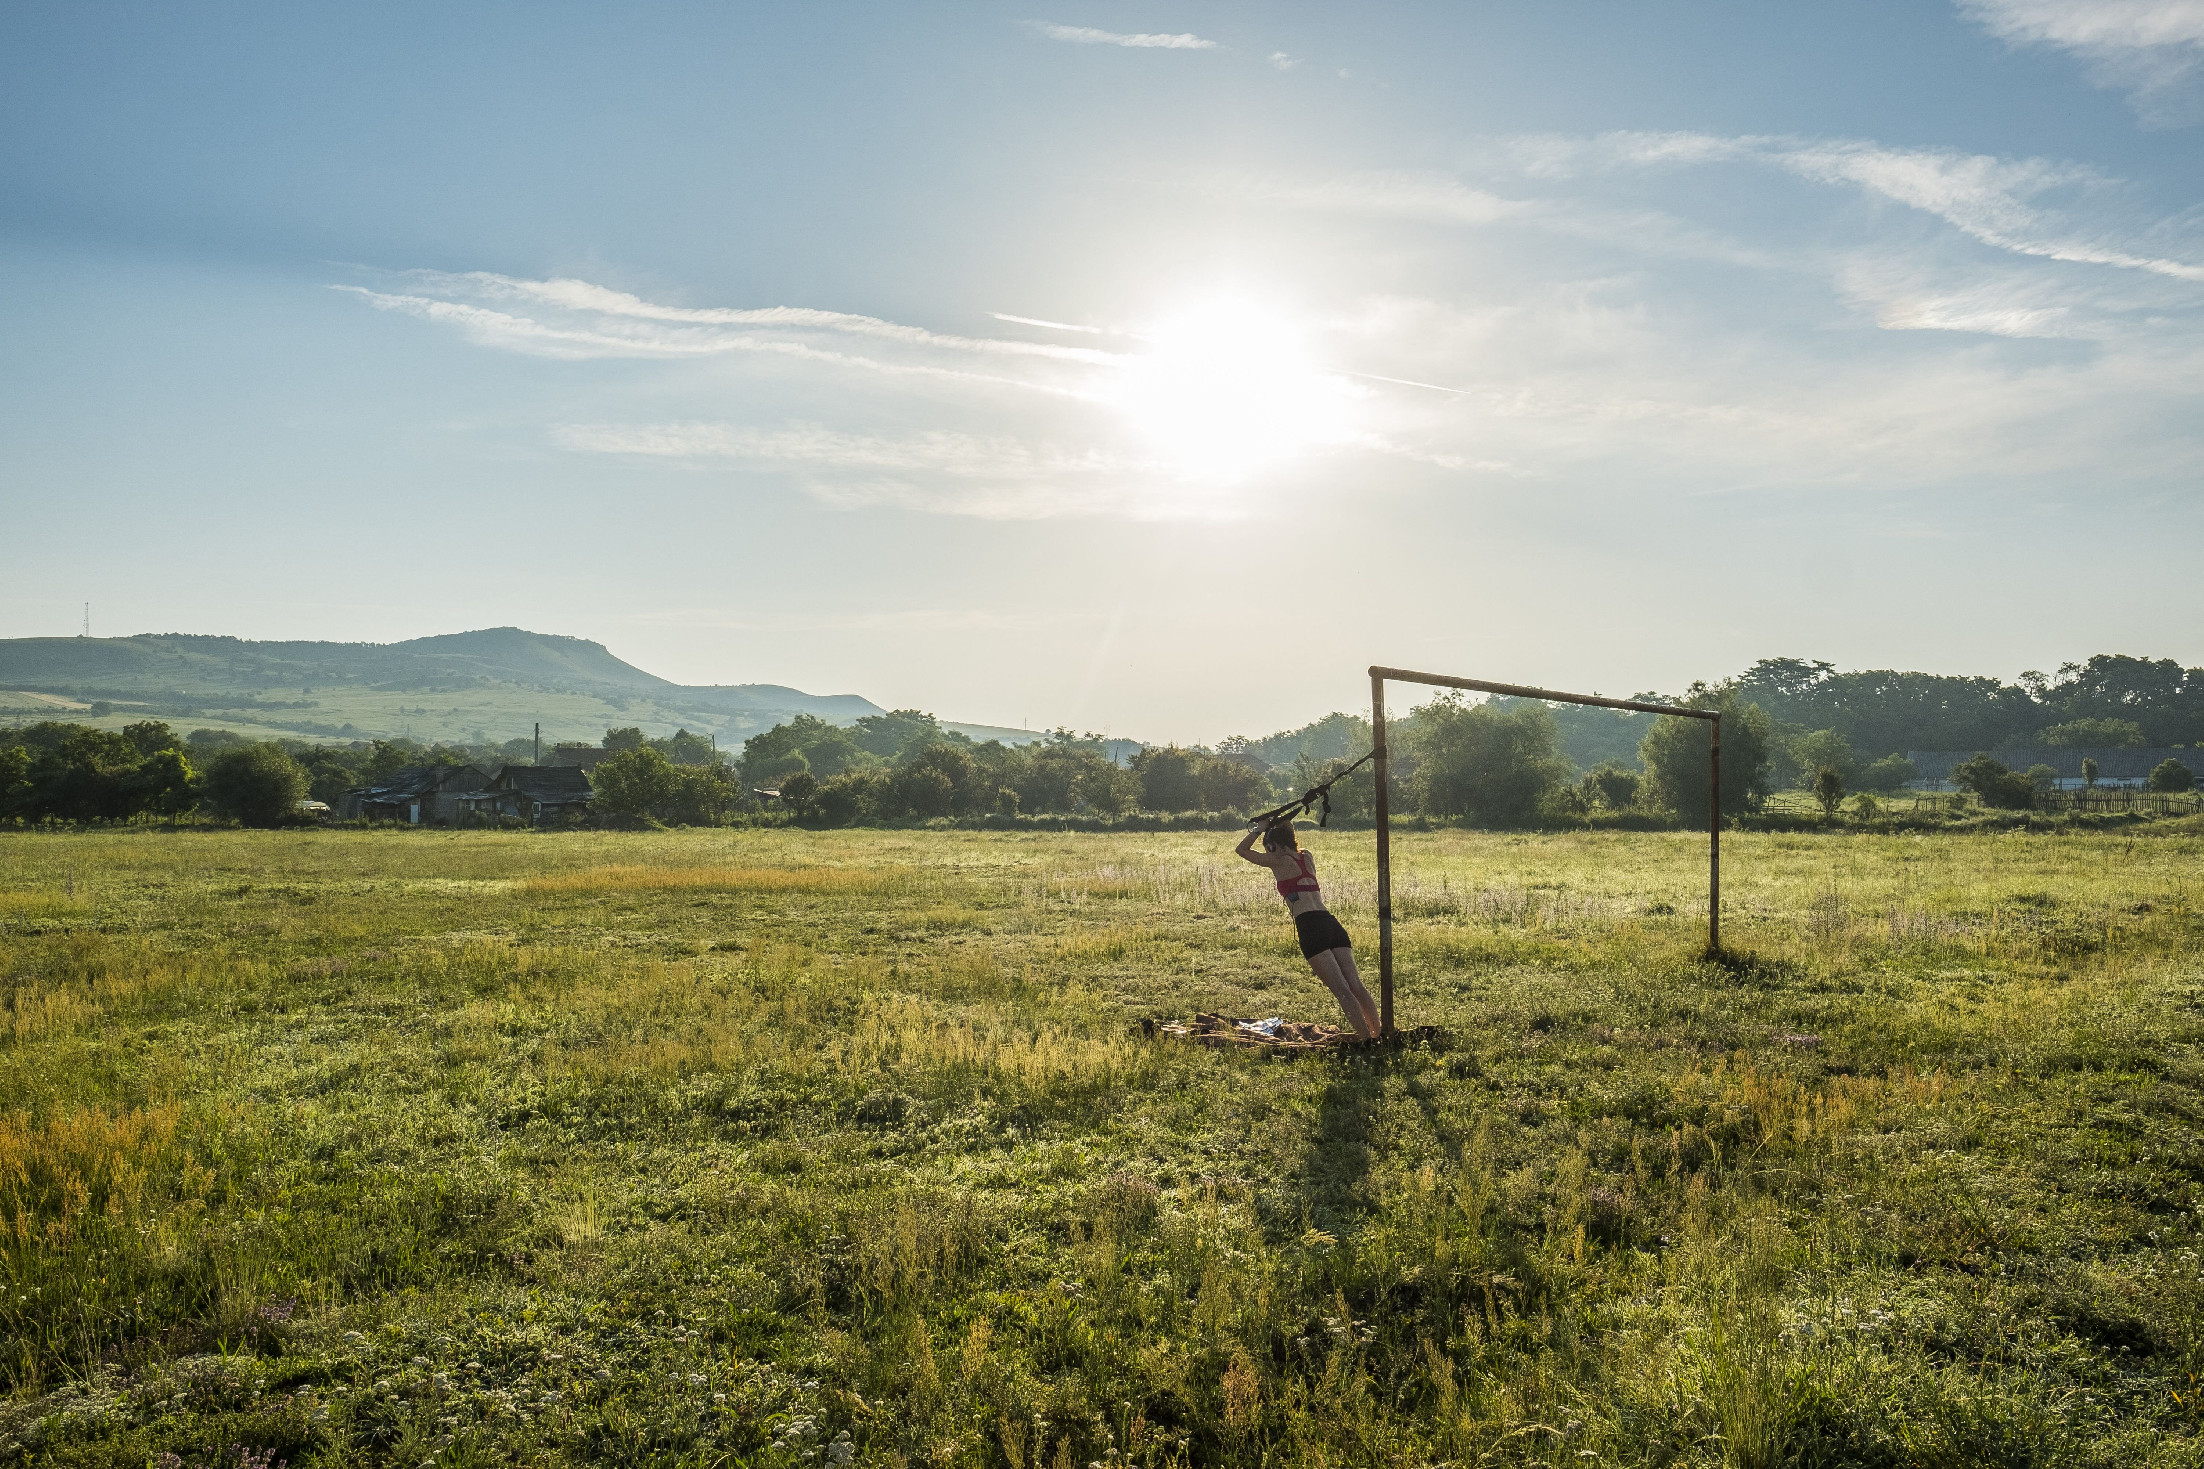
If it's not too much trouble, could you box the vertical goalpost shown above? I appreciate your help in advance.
[1368,666,1723,1036]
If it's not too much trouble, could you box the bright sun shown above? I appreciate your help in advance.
[1103,298,1356,483]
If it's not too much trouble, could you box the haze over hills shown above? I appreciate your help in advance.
[0,628,1046,749]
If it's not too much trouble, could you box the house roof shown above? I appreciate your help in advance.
[347,763,490,800]
[491,765,594,799]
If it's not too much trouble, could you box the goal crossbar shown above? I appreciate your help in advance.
[1368,665,1723,1034]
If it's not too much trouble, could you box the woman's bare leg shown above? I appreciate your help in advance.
[1308,949,1379,1038]
[1329,946,1382,1035]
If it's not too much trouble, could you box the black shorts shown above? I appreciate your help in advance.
[1294,909,1352,959]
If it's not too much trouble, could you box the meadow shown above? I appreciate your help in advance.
[1,823,2201,1467]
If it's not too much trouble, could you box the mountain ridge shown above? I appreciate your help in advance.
[0,626,913,746]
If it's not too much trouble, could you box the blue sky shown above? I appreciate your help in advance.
[3,2,2200,741]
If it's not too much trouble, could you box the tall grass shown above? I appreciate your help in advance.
[0,824,2198,1465]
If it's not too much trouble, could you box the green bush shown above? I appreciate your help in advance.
[1578,761,1641,810]
[200,744,309,826]
[2147,758,2195,793]
[1949,754,2036,809]
[1858,754,1918,793]
[1813,764,1845,818]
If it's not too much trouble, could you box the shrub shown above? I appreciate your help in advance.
[1857,754,1918,793]
[1578,762,1640,811]
[814,770,889,824]
[1949,753,2035,809]
[2080,757,2100,788]
[2147,758,2195,793]
[201,744,309,827]
[1812,765,1845,818]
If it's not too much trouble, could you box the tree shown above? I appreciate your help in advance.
[779,770,820,820]
[121,720,181,758]
[359,740,417,785]
[894,743,978,816]
[2025,763,2060,796]
[28,728,149,822]
[201,744,308,826]
[665,762,741,824]
[0,743,34,821]
[1637,688,1774,823]
[1788,729,1857,788]
[1133,746,1205,812]
[603,726,646,752]
[1949,754,2035,809]
[2080,757,2100,789]
[127,748,198,817]
[850,710,954,759]
[2147,758,2195,793]
[2039,718,2145,748]
[814,770,889,824]
[593,747,681,819]
[651,728,720,766]
[1408,696,1571,826]
[1578,762,1640,811]
[1813,765,1845,819]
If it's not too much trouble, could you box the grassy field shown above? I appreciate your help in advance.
[2,825,2202,1467]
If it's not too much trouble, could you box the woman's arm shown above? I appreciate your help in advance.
[1234,828,1270,867]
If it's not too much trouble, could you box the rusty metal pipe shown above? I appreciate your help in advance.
[1371,671,1393,1036]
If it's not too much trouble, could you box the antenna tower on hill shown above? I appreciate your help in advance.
[81,603,89,638]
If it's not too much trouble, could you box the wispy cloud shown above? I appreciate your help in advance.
[1959,0,2204,125]
[335,273,1112,401]
[1025,21,1217,49]
[1515,132,2204,282]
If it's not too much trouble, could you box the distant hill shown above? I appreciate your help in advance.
[0,627,890,747]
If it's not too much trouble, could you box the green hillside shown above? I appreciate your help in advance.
[0,628,885,747]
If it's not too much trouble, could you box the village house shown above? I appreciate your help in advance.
[451,765,596,826]
[339,764,492,824]
[343,763,594,825]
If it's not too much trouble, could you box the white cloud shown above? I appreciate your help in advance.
[336,276,1107,399]
[1515,131,2204,282]
[1960,0,2204,124]
[1025,21,1217,49]
[1268,51,1297,70]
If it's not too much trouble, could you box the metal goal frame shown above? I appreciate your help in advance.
[1368,665,1723,1035]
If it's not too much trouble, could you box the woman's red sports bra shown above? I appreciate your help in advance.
[1276,851,1320,898]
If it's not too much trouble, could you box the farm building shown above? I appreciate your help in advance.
[339,764,492,823]
[451,765,596,826]
[343,763,594,825]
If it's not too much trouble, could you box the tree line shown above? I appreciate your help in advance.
[0,721,312,826]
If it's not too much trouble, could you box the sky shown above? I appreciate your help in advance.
[3,2,2201,743]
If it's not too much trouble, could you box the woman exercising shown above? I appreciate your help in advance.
[1236,820,1381,1038]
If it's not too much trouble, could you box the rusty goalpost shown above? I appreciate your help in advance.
[1367,666,1723,1036]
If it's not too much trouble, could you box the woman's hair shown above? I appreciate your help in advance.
[1262,819,1299,852]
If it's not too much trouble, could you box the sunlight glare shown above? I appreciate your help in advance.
[1104,298,1356,483]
